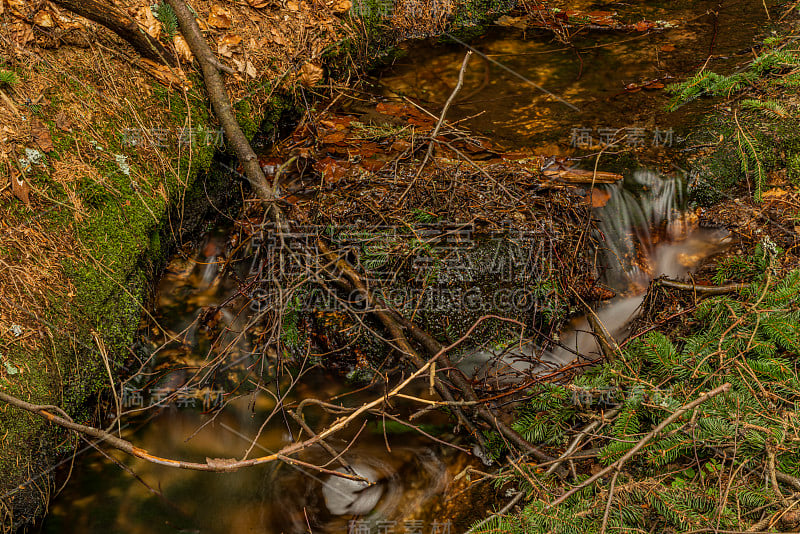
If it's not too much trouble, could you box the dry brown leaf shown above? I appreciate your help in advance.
[495,15,527,29]
[137,6,161,40]
[219,34,242,47]
[247,0,271,7]
[32,9,55,28]
[217,43,233,58]
[590,188,611,208]
[208,6,232,28]
[322,130,347,144]
[287,0,299,11]
[174,35,193,63]
[330,0,352,13]
[763,188,789,200]
[245,61,257,79]
[10,22,34,46]
[270,30,289,47]
[313,157,348,183]
[140,59,193,90]
[31,119,53,152]
[54,111,72,132]
[11,172,31,207]
[6,0,26,18]
[300,62,323,87]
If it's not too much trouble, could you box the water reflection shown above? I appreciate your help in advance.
[376,0,770,151]
[42,229,471,534]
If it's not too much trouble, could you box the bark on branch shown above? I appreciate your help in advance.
[317,239,558,465]
[166,0,274,201]
[547,382,731,509]
[654,278,746,295]
[51,0,175,66]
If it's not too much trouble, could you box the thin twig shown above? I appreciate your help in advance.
[599,471,619,534]
[398,51,472,202]
[547,383,731,509]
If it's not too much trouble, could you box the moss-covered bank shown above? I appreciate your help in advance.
[0,75,294,532]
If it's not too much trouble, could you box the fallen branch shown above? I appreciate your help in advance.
[547,383,731,509]
[166,0,274,203]
[570,286,621,362]
[599,471,619,534]
[315,239,487,452]
[542,167,622,185]
[51,0,175,66]
[398,51,472,202]
[317,239,558,465]
[654,278,746,295]
[0,390,319,474]
[544,406,621,476]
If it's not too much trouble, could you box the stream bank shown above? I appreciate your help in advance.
[28,2,799,534]
[0,1,521,529]
[4,0,800,532]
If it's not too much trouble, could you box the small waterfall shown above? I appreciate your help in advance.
[541,169,729,368]
[462,168,729,378]
[595,169,687,290]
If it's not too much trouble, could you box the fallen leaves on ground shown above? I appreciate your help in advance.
[208,5,233,28]
[10,172,31,206]
[174,35,194,63]
[300,62,324,86]
[30,119,53,152]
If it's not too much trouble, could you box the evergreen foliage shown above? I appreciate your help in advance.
[153,2,179,37]
[0,70,18,87]
[669,37,800,202]
[473,244,800,533]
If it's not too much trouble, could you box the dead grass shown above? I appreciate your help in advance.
[0,216,77,355]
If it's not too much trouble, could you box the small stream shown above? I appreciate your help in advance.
[41,2,770,532]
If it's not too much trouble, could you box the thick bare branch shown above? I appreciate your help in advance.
[51,0,175,66]
[547,383,731,509]
[166,0,273,201]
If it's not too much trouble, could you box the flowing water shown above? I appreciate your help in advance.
[42,227,471,534]
[457,169,730,379]
[40,1,770,531]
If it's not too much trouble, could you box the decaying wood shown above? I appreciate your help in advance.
[51,0,175,66]
[542,167,623,184]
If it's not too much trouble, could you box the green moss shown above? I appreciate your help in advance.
[673,33,800,203]
[234,99,259,140]
[448,0,513,40]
